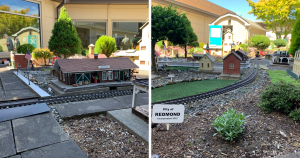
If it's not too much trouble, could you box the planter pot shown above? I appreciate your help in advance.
[94,79,97,83]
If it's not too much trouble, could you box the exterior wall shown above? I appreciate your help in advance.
[249,27,267,39]
[293,51,300,77]
[215,17,247,44]
[58,70,68,85]
[152,1,216,44]
[199,56,214,71]
[12,54,28,69]
[223,54,241,74]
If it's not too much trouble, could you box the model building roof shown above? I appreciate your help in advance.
[223,51,242,61]
[199,54,216,62]
[54,57,138,73]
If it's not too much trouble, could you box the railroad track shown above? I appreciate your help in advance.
[152,58,259,105]
[0,89,141,109]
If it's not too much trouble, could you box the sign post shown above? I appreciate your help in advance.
[168,74,175,82]
[152,104,185,130]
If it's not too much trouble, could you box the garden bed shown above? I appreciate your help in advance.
[152,70,300,157]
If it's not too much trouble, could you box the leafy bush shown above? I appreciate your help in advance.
[273,39,287,48]
[0,45,3,52]
[212,109,247,141]
[239,43,249,52]
[250,35,270,50]
[271,41,275,49]
[32,48,54,65]
[94,35,117,58]
[17,44,35,54]
[188,48,195,54]
[81,49,89,56]
[289,108,300,121]
[199,43,205,48]
[258,81,300,113]
[157,40,173,49]
[194,47,203,52]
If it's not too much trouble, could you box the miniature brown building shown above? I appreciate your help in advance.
[53,57,138,85]
[223,51,242,74]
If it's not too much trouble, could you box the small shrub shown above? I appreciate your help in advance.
[189,48,195,54]
[289,108,300,121]
[194,47,203,52]
[250,35,270,50]
[17,44,35,54]
[273,39,287,48]
[94,35,117,58]
[258,81,300,113]
[81,49,89,56]
[0,45,3,52]
[212,109,247,141]
[271,41,275,49]
[239,43,249,52]
[199,43,205,48]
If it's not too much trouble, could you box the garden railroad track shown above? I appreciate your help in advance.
[0,89,140,110]
[152,58,259,105]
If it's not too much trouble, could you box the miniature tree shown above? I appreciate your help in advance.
[273,39,287,48]
[152,4,189,72]
[17,44,35,54]
[179,15,199,58]
[289,12,300,56]
[48,6,81,58]
[250,35,270,51]
[32,48,54,65]
[94,35,117,58]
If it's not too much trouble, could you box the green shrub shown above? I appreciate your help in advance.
[194,47,203,52]
[94,35,117,58]
[258,81,300,113]
[239,43,249,52]
[17,44,35,54]
[81,49,89,56]
[188,48,194,54]
[0,45,3,52]
[289,108,300,121]
[212,109,247,141]
[250,35,271,50]
[271,41,275,49]
[273,39,287,48]
[199,43,205,48]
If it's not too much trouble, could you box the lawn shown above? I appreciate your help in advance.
[266,70,300,86]
[166,66,198,70]
[152,79,236,103]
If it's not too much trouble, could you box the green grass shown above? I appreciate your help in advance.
[152,79,236,103]
[266,70,300,86]
[166,66,198,70]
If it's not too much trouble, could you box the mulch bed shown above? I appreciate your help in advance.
[61,114,148,158]
[152,80,300,158]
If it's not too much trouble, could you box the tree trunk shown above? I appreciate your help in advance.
[184,45,187,58]
[152,39,157,72]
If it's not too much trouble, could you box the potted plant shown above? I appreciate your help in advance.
[93,76,98,83]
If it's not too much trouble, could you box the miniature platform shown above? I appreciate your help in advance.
[132,105,149,123]
[49,79,133,96]
[218,73,240,80]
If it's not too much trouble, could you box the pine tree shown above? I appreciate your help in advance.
[48,6,81,58]
[289,12,300,56]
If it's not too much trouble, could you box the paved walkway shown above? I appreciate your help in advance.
[0,65,37,99]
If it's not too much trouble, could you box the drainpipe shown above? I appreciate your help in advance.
[57,0,66,20]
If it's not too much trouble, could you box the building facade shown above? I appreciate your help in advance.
[223,52,242,75]
[293,49,300,77]
[0,0,148,52]
[199,54,215,71]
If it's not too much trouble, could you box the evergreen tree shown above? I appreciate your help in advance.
[48,6,81,58]
[289,12,300,56]
[94,35,117,58]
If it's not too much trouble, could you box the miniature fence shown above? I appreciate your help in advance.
[287,69,298,80]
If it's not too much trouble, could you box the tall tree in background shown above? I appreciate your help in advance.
[246,0,300,39]
[48,6,81,58]
[0,5,39,37]
[179,15,199,58]
[152,4,188,72]
[289,12,300,56]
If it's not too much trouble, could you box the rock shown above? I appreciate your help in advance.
[279,130,287,137]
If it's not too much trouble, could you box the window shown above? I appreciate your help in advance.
[102,71,107,80]
[115,70,118,79]
[201,63,203,67]
[224,51,227,53]
[108,72,113,80]
[112,22,145,50]
[229,63,234,69]
[207,63,210,68]
[224,43,228,46]
[228,36,231,39]
[74,22,106,48]
[140,61,145,65]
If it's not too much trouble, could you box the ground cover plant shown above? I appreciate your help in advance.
[212,109,247,141]
[266,70,300,86]
[151,79,236,102]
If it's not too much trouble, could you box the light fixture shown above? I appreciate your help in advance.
[231,42,236,52]
[205,43,210,54]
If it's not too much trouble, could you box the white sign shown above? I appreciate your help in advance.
[211,28,221,38]
[168,74,175,82]
[98,65,110,69]
[152,104,185,123]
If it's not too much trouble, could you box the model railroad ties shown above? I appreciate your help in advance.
[152,58,259,105]
[0,89,144,110]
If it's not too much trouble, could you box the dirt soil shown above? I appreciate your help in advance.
[152,80,300,158]
[62,114,148,158]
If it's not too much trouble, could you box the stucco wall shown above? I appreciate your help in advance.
[223,54,240,74]
[199,56,214,71]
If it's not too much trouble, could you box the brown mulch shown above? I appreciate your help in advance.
[152,82,300,158]
[61,114,148,158]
